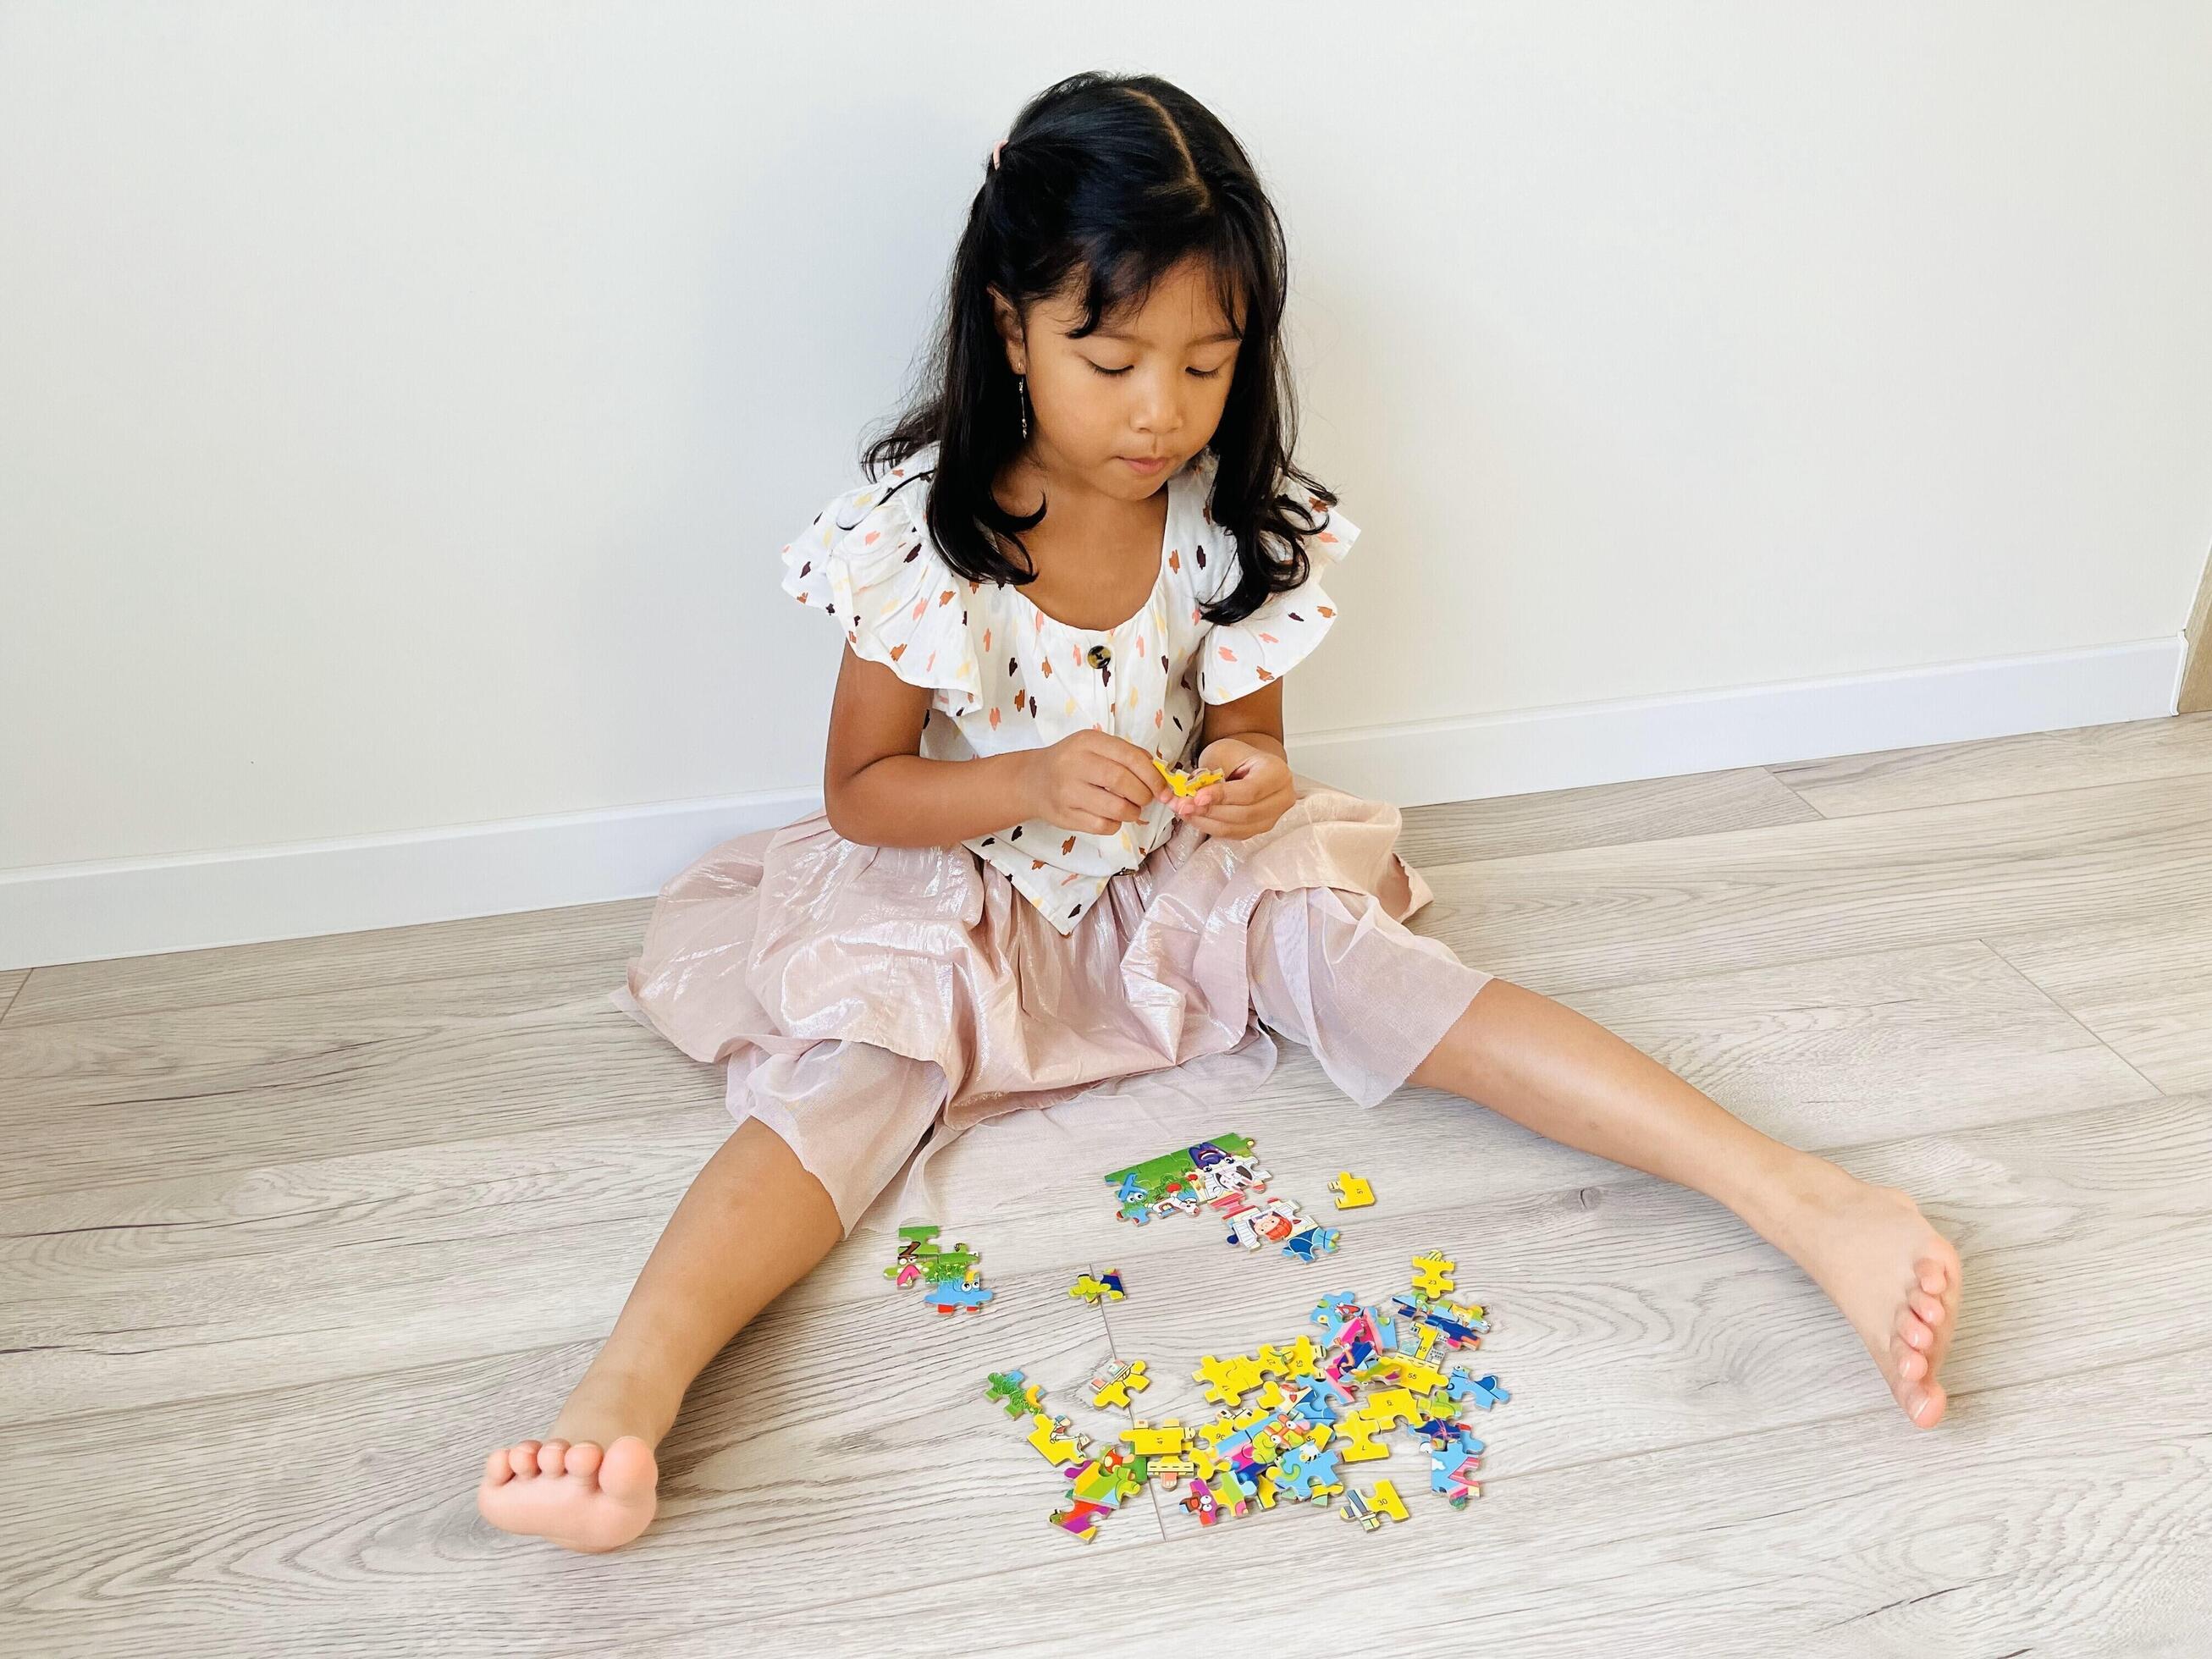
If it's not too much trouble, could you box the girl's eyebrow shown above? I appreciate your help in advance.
[1089,327,1243,344]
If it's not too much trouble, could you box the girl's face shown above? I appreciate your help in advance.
[995,256,1242,501]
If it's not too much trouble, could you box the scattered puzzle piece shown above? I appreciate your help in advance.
[1067,1269,1127,1305]
[1328,1171,1375,1210]
[1089,1358,1151,1410]
[985,1370,1041,1419]
[1193,1352,1266,1408]
[1448,1370,1511,1410]
[1123,1420,1189,1458]
[1410,1249,1457,1299]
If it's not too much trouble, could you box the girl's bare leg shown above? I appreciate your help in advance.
[476,1117,843,1552]
[1410,978,1963,1426]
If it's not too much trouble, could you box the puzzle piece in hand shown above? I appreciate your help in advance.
[1067,1269,1126,1305]
[1153,755,1228,797]
[1089,1358,1151,1410]
[1410,1250,1458,1299]
[1328,1171,1375,1210]
[1193,1352,1266,1408]
[1448,1370,1511,1410]
[985,1370,1041,1419]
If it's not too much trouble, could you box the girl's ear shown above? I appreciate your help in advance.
[986,286,1028,375]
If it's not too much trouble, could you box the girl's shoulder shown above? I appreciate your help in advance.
[1187,470,1363,704]
[780,443,983,702]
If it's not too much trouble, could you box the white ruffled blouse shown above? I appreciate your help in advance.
[780,441,1358,934]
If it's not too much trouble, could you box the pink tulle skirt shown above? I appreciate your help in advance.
[615,777,1493,1232]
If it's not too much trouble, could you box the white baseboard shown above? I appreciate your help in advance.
[1,635,2184,972]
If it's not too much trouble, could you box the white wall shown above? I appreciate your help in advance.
[3,3,2209,962]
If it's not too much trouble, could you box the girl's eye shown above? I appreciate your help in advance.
[1087,362,1226,379]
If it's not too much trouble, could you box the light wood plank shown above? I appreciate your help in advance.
[1770,710,2212,818]
[0,940,2155,1423]
[1988,907,2212,1094]
[1409,770,2212,997]
[0,968,27,1022]
[1394,765,1820,868]
[0,963,718,1203]
[3,895,651,1028]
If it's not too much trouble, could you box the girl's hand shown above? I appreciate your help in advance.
[1175,739,1294,840]
[1018,730,1172,835]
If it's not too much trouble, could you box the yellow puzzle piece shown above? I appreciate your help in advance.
[1090,1359,1151,1410]
[1410,1249,1458,1300]
[1328,1171,1375,1210]
[1152,755,1227,797]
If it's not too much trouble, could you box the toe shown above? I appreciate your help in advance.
[1895,1306,1932,1351]
[1910,1289,1944,1327]
[482,1448,514,1487]
[507,1441,542,1478]
[537,1439,570,1477]
[1895,1342,1928,1382]
[1909,1381,1948,1428]
[599,1436,659,1502]
[565,1441,604,1480]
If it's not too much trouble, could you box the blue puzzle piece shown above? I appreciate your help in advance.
[1366,1304,1398,1350]
[922,1281,994,1313]
[1447,1370,1510,1409]
[1310,1291,1360,1344]
[1281,1226,1339,1262]
[1273,1439,1342,1502]
[1292,1386,1341,1426]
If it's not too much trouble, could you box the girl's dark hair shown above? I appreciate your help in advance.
[863,71,1336,627]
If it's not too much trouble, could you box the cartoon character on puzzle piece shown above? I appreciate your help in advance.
[1272,1437,1345,1502]
[1327,1171,1375,1210]
[1025,1412,1092,1473]
[1067,1269,1126,1305]
[1447,1370,1511,1410]
[1089,1358,1151,1410]
[1178,1476,1222,1527]
[1282,1224,1342,1262]
[921,1280,992,1315]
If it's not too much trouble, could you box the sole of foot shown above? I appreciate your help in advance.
[477,1435,659,1553]
[1779,1169,1964,1429]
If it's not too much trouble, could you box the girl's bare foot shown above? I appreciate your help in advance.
[1761,1160,1964,1427]
[477,1379,665,1553]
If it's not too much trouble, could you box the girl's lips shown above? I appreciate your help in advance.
[1121,455,1169,473]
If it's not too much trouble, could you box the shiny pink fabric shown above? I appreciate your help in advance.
[619,778,1493,1232]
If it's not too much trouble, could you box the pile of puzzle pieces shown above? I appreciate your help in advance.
[885,1223,993,1315]
[986,1249,1509,1542]
[1103,1133,1343,1262]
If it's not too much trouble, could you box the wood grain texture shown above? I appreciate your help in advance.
[0,968,27,1022]
[1394,765,1820,868]
[3,713,2206,1656]
[1770,708,2212,818]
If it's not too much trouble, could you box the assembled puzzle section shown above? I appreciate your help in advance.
[985,1250,1514,1543]
[885,1224,993,1315]
[1102,1133,1343,1262]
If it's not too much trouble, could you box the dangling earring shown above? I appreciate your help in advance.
[1018,373,1030,440]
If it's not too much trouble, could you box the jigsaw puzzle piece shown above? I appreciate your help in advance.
[1327,1171,1375,1209]
[1192,1352,1266,1408]
[1089,1359,1151,1410]
[1447,1370,1511,1410]
[1410,1249,1458,1299]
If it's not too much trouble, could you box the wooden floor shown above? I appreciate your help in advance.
[4,715,2210,1656]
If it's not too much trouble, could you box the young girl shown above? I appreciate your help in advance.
[477,71,1961,1554]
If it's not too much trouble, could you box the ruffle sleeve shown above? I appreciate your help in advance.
[779,471,983,703]
[1196,499,1360,703]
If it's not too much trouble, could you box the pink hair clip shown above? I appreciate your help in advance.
[990,138,1007,170]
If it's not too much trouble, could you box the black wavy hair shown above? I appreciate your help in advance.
[863,70,1337,628]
